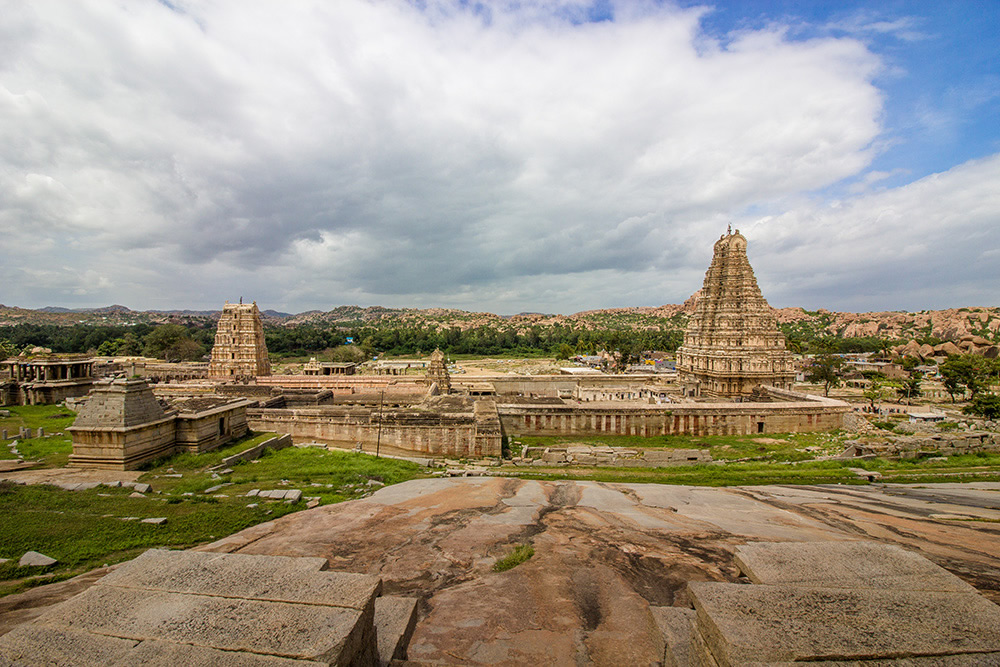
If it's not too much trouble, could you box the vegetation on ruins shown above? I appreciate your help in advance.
[493,544,535,572]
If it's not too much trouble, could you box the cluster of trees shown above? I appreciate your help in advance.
[264,323,683,363]
[1,321,684,365]
[0,323,213,362]
[805,351,1000,420]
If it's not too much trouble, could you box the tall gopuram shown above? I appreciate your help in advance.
[426,348,451,394]
[675,228,794,398]
[208,300,271,380]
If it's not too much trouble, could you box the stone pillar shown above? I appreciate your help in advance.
[37,427,44,438]
[1,429,6,440]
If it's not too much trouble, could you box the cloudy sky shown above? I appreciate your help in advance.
[1,1,998,315]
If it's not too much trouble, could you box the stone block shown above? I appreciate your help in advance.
[688,582,1000,664]
[128,638,327,666]
[0,624,136,665]
[98,549,380,609]
[36,583,372,663]
[374,596,418,665]
[141,517,167,525]
[650,606,696,667]
[247,488,260,497]
[129,492,146,498]
[733,541,977,593]
[284,489,302,502]
[132,483,152,493]
[19,551,57,567]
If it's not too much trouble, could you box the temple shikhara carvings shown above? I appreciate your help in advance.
[208,300,271,380]
[676,228,795,398]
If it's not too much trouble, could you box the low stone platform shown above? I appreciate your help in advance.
[666,541,1000,666]
[0,549,409,666]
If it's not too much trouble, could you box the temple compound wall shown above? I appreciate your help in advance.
[68,379,250,470]
[498,389,848,438]
[248,397,502,458]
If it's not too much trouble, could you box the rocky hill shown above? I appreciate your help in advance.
[2,302,999,344]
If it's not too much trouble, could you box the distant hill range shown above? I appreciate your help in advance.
[1,302,998,344]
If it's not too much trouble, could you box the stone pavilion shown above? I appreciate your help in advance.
[676,228,795,398]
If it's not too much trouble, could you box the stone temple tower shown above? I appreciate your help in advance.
[676,229,794,398]
[426,349,451,394]
[209,300,271,380]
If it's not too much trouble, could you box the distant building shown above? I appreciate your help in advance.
[676,229,795,398]
[1,353,95,405]
[303,358,357,376]
[208,300,271,380]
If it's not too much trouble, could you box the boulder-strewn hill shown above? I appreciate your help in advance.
[2,302,999,344]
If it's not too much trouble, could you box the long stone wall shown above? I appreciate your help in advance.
[248,405,500,458]
[498,391,848,438]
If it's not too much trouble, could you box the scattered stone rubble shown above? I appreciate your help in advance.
[518,444,711,467]
[660,541,1000,665]
[0,549,418,666]
[840,431,1000,460]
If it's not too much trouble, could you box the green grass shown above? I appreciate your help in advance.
[493,544,534,572]
[515,431,851,463]
[0,480,303,596]
[0,431,427,596]
[0,405,76,465]
[504,450,1000,487]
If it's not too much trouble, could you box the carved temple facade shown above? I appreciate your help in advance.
[208,301,271,380]
[676,229,795,398]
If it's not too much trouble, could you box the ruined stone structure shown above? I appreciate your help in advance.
[676,229,794,397]
[208,300,271,380]
[68,378,250,470]
[1,354,95,405]
[425,349,451,394]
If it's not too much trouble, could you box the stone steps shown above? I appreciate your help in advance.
[0,549,419,666]
[660,541,1000,666]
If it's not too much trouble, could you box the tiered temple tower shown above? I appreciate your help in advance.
[208,301,271,380]
[426,349,451,394]
[676,229,794,398]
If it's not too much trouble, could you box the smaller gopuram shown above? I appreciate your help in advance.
[208,300,271,380]
[426,349,451,394]
[676,228,794,398]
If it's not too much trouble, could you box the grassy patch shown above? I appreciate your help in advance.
[0,405,76,464]
[493,544,534,572]
[0,436,427,596]
[515,431,850,463]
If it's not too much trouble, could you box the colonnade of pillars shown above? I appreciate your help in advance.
[6,362,93,382]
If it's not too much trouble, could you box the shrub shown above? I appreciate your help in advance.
[493,544,534,572]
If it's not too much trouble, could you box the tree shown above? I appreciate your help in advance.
[896,372,922,405]
[863,378,886,410]
[939,355,988,400]
[806,354,845,397]
[556,343,574,360]
[0,338,16,360]
[963,393,1000,421]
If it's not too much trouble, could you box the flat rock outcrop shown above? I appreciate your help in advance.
[189,478,1000,665]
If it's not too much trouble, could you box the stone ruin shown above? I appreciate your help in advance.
[208,300,271,381]
[67,378,251,470]
[676,228,794,398]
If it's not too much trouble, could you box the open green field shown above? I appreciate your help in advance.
[0,405,77,466]
[0,408,426,596]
